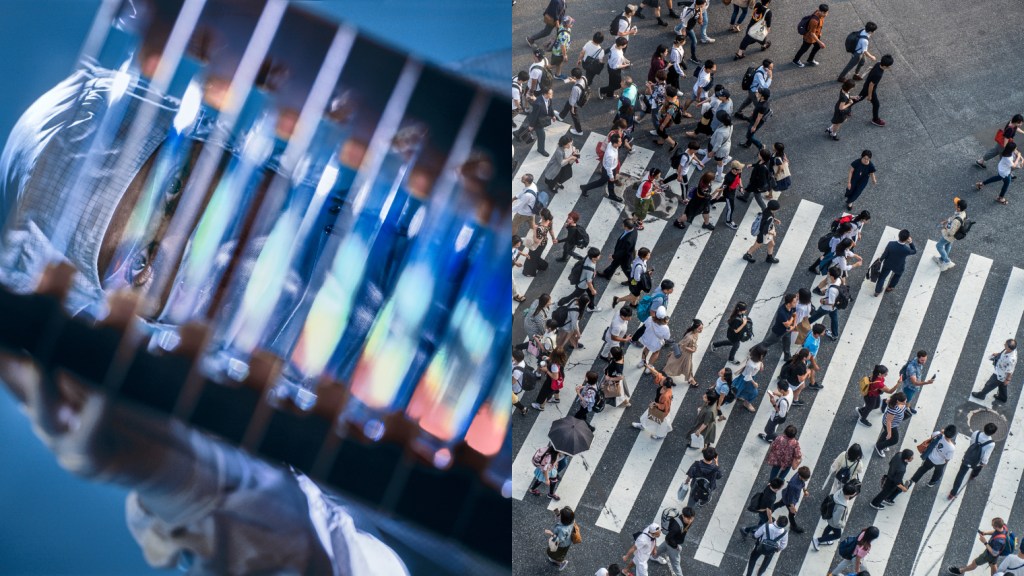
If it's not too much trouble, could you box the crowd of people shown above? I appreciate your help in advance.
[512,0,1024,574]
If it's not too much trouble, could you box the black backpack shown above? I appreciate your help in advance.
[591,385,606,413]
[963,433,995,467]
[845,30,865,54]
[741,66,757,91]
[514,365,538,391]
[552,304,571,327]
[817,232,835,254]
[531,62,554,92]
[832,284,852,310]
[838,535,858,559]
[757,528,786,554]
[797,14,813,35]
[739,318,754,342]
[835,456,857,484]
[575,226,590,249]
[568,260,594,285]
[953,216,975,240]
[575,78,591,108]
[820,493,837,520]
[691,476,712,505]
[610,13,627,35]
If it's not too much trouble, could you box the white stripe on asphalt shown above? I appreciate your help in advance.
[694,226,898,567]
[967,267,1024,409]
[792,239,943,576]
[866,253,993,576]
[512,119,570,190]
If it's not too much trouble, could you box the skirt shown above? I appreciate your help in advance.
[733,376,759,404]
[640,407,674,437]
[547,545,570,563]
[773,175,792,191]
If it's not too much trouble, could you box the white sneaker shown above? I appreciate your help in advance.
[637,360,646,369]
[812,537,820,551]
[590,307,604,313]
[654,556,668,565]
[701,36,716,43]
[942,261,956,271]
[632,422,644,430]
[649,129,659,136]
[570,128,584,135]
[933,255,943,264]
[553,113,562,122]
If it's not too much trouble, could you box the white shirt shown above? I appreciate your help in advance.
[771,389,793,418]
[997,554,1024,574]
[927,433,957,465]
[607,46,626,70]
[616,14,633,37]
[794,302,812,324]
[529,60,547,90]
[512,360,526,394]
[670,44,686,75]
[832,249,855,273]
[998,154,1015,178]
[569,78,587,107]
[822,280,842,311]
[753,522,789,551]
[630,257,648,281]
[741,358,762,381]
[602,144,619,177]
[513,81,523,110]
[640,317,671,352]
[966,430,996,466]
[692,68,712,98]
[854,33,870,55]
[632,530,657,564]
[582,41,605,62]
[750,67,772,92]
[513,184,538,216]
[995,349,1018,382]
[606,313,629,344]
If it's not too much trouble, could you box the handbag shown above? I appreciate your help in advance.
[669,339,683,358]
[602,376,623,399]
[649,402,668,423]
[867,258,883,282]
[747,18,769,41]
[528,341,541,358]
[774,159,791,181]
[690,432,704,448]
[548,537,558,552]
[677,482,690,500]
[571,523,582,544]
[996,128,1008,147]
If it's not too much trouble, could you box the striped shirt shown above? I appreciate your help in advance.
[883,403,906,430]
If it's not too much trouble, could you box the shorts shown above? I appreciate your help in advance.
[756,231,775,244]
[551,53,565,66]
[974,549,999,567]
[629,281,644,297]
[643,0,661,7]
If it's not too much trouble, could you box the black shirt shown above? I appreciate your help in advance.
[562,224,584,247]
[727,315,746,342]
[780,360,808,385]
[859,64,885,97]
[747,161,772,192]
[605,359,624,380]
[664,515,689,548]
[755,484,778,512]
[770,304,792,335]
[750,100,771,130]
[885,452,908,485]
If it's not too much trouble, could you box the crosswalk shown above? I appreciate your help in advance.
[512,125,1024,576]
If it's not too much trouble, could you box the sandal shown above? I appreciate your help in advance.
[514,295,526,302]
[682,112,694,119]
[689,380,699,388]
[997,197,1009,205]
[975,182,984,190]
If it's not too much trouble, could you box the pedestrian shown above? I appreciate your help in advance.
[681,59,716,119]
[694,0,715,44]
[874,392,908,457]
[828,444,864,494]
[714,367,735,418]
[683,446,723,508]
[908,424,958,488]
[733,2,773,61]
[975,141,1024,204]
[827,80,857,141]
[766,425,803,481]
[558,71,588,137]
[514,70,531,121]
[610,4,640,41]
[837,22,877,83]
[602,345,631,407]
[529,443,564,499]
[733,344,767,412]
[531,348,567,411]
[512,173,540,235]
[547,136,581,196]
[512,349,530,416]
[759,292,796,360]
[739,88,771,151]
[601,304,633,360]
[513,235,528,303]
[873,228,916,296]
[743,199,783,264]
[807,221,852,274]
[522,208,556,277]
[573,371,600,431]
[654,87,681,150]
[843,149,878,210]
[675,0,706,65]
[615,247,652,308]
[808,266,845,340]
[673,171,717,230]
[811,482,857,549]
[705,110,734,180]
[712,301,751,365]
[649,45,670,86]
[780,349,810,406]
[803,323,826,390]
[769,141,790,197]
[537,319,561,361]
[994,539,1024,575]
[527,49,554,98]
[599,218,638,281]
[828,526,880,575]
[728,0,751,32]
[852,54,893,127]
[733,59,770,117]
[618,75,640,113]
[523,294,553,352]
[664,319,703,386]
[745,515,788,576]
[549,16,574,80]
[712,159,742,229]
[662,140,704,190]
[948,422,998,501]
[976,114,1024,169]
[898,349,934,414]
[517,85,557,156]
[639,69,668,122]
[792,4,829,68]
[869,449,914,509]
[636,0,673,27]
[600,37,632,100]
[556,294,591,350]
[934,196,968,272]
[526,0,566,48]
[740,478,784,537]
[636,306,672,368]
[609,116,635,155]
[686,388,719,449]
[972,339,1018,403]
[581,134,624,201]
[774,466,811,534]
[544,505,577,571]
[947,517,1010,574]
[666,35,687,90]
[555,211,585,263]
[855,364,898,427]
[577,32,606,87]
[631,364,676,440]
[622,523,661,576]
[791,288,813,346]
[759,379,792,442]
[687,86,731,139]
[814,236,863,290]
[739,148,773,209]
[558,246,600,310]
[595,564,623,576]
[652,507,694,576]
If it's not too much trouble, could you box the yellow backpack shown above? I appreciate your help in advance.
[858,376,871,396]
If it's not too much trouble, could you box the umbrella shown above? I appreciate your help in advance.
[547,416,594,455]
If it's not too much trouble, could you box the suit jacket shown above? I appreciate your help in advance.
[879,240,916,273]
[527,97,554,128]
[612,228,637,262]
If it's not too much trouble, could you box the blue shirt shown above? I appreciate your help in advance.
[771,304,792,335]
[715,377,731,397]
[781,473,805,507]
[902,358,924,391]
[804,334,821,359]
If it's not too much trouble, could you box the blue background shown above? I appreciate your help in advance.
[0,1,508,574]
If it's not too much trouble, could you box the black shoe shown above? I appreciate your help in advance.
[635,11,646,18]
[812,287,824,296]
[620,280,630,286]
[668,10,679,17]
[701,223,715,230]
[765,255,779,264]
[793,60,805,68]
[808,263,820,273]
[538,150,549,157]
[743,253,756,263]
[657,18,668,26]
[555,257,569,262]
[738,141,752,148]
[673,220,687,229]
[608,195,624,202]
[792,526,805,534]
[612,296,619,307]
[971,391,985,400]
[792,399,805,407]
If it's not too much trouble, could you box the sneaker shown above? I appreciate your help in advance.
[807,383,823,390]
[949,567,963,575]
[811,537,820,551]
[570,128,584,135]
[612,296,619,307]
[758,432,769,442]
[765,255,780,264]
[730,359,741,366]
[812,287,824,296]
[807,60,820,66]
[538,149,550,157]
[553,112,563,121]
[635,11,646,18]
[836,77,848,83]
[908,407,918,415]
[792,399,806,407]
[651,435,665,440]
[853,74,864,81]
[554,74,568,81]
[526,35,535,47]
[926,481,937,488]
[653,556,668,565]
[793,60,805,68]
[637,360,647,369]
[933,255,943,264]
[689,57,701,65]
[859,417,871,427]
[702,223,715,230]
[942,261,956,271]
[869,502,884,510]
[632,422,644,430]
[971,391,986,400]
[559,560,569,571]
[608,195,624,202]
[947,493,957,501]
[548,493,561,501]
[576,343,586,349]
[726,221,738,230]
[827,331,839,341]
[875,445,885,458]
[883,499,897,505]
[649,129,659,136]
[872,118,887,127]
[549,397,560,404]
[743,253,756,263]
[530,488,541,495]
[904,480,914,489]
[531,403,543,411]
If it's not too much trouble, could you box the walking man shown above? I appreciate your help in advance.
[868,449,914,509]
[622,523,661,576]
[556,211,586,262]
[525,0,566,47]
[908,424,957,488]
[972,339,1018,403]
[837,22,877,83]
[512,174,539,235]
[560,68,587,136]
[934,197,968,271]
[558,247,600,310]
[652,507,694,576]
[873,229,916,296]
[947,517,1011,575]
[746,516,788,576]
[758,380,792,443]
[792,4,829,68]
[736,60,773,119]
[601,218,639,280]
[811,482,857,549]
[900,349,935,414]
[743,199,783,264]
[852,54,893,127]
[741,478,784,537]
[773,466,811,533]
[948,423,998,500]
[683,447,723,509]
[581,134,624,201]
[759,292,797,361]
[517,86,557,156]
[601,37,632,100]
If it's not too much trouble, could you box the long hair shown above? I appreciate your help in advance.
[683,318,703,338]
[730,301,748,320]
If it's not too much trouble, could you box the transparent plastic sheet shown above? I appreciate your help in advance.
[0,0,510,573]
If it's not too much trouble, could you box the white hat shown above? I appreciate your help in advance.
[647,523,662,535]
[655,306,668,319]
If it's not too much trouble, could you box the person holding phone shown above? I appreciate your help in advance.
[900,350,936,415]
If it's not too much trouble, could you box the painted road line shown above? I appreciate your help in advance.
[967,267,1024,408]
[512,120,571,187]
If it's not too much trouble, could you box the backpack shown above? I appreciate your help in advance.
[838,535,859,559]
[747,491,764,513]
[741,66,757,91]
[523,189,549,215]
[636,294,656,321]
[845,30,865,54]
[532,447,549,468]
[661,507,682,532]
[750,212,763,236]
[899,362,910,382]
[757,528,786,554]
[591,384,607,413]
[739,318,754,342]
[530,62,554,92]
[817,232,835,254]
[832,284,852,310]
[953,216,974,240]
[513,80,526,108]
[552,304,571,327]
[575,78,591,108]
[963,432,995,467]
[515,366,538,391]
[797,14,813,35]
[1000,532,1017,557]
[835,456,857,484]
[820,493,837,520]
[829,213,855,233]
[610,13,627,35]
[574,227,590,249]
[858,376,872,396]
[568,260,594,285]
[691,476,713,505]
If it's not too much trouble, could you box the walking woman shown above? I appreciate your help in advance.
[522,208,557,277]
[637,306,672,368]
[529,444,564,499]
[770,141,791,197]
[856,364,898,427]
[531,348,567,411]
[523,293,552,350]
[976,141,1024,205]
[655,87,681,151]
[815,238,862,289]
[665,319,703,387]
[542,135,579,193]
[544,506,578,571]
[766,425,802,481]
[827,80,856,141]
[844,150,877,211]
[728,0,751,32]
[649,44,670,84]
[632,364,677,440]
[874,392,908,457]
[733,0,773,60]
[733,344,766,412]
[713,301,750,365]
[828,526,880,576]
[674,172,716,230]
[687,388,720,449]
[743,199,782,264]
[576,31,606,87]
[603,346,631,408]
[791,288,813,346]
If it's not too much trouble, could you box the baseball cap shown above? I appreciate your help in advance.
[561,15,575,26]
[718,88,731,98]
[655,306,668,319]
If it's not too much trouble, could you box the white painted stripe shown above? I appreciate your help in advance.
[967,267,1024,409]
[865,253,993,576]
[694,226,898,566]
[512,120,570,188]
[551,200,728,513]
[792,239,943,576]
[908,433,971,576]
[649,200,822,539]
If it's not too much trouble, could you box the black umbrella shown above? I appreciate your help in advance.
[547,416,594,455]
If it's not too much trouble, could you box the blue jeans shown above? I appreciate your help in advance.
[936,237,952,264]
[768,465,790,482]
[903,383,920,404]
[687,28,699,60]
[982,173,1012,197]
[731,5,748,24]
[700,7,710,39]
[745,125,763,150]
[808,307,839,336]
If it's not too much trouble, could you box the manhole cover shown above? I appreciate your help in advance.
[967,408,1008,442]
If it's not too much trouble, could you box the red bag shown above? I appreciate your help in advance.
[551,375,564,391]
[995,128,1008,147]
